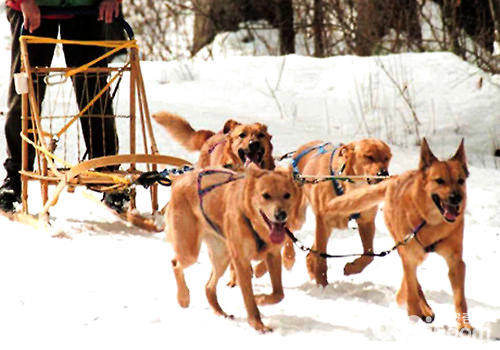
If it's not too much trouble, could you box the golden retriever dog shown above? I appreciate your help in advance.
[325,139,472,332]
[152,111,275,170]
[292,139,392,286]
[153,111,293,286]
[167,165,303,333]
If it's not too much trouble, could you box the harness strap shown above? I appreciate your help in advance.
[414,224,445,253]
[208,140,226,155]
[197,169,244,236]
[328,147,345,197]
[285,220,427,259]
[242,214,267,252]
[292,142,359,220]
[291,142,331,174]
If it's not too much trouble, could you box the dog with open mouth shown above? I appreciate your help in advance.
[152,111,275,170]
[167,164,303,333]
[153,111,291,286]
[290,139,392,286]
[324,138,472,333]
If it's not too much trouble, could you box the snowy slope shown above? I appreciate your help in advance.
[1,10,500,349]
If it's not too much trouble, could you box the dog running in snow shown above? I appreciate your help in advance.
[167,165,303,332]
[289,139,392,286]
[325,138,472,332]
[152,111,275,170]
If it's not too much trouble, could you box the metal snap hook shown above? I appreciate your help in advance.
[44,73,68,86]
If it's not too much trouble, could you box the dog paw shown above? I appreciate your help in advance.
[257,325,273,334]
[177,291,190,308]
[409,307,434,324]
[343,256,374,276]
[343,262,359,276]
[457,313,473,336]
[306,253,328,285]
[226,279,237,288]
[253,261,268,278]
[250,320,273,333]
[420,314,435,324]
[227,267,238,287]
[458,324,474,336]
[255,293,284,305]
[215,310,234,319]
[419,300,435,323]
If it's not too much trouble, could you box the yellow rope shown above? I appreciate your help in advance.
[20,133,130,185]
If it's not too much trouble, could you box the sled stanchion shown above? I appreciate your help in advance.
[128,49,137,211]
[21,60,29,214]
[129,49,137,166]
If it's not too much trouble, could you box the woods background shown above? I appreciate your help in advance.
[121,0,499,74]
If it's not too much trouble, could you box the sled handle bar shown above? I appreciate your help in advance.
[21,6,134,40]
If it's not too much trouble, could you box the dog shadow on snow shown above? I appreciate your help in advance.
[266,314,373,337]
[294,279,500,312]
[63,217,165,239]
[254,280,500,338]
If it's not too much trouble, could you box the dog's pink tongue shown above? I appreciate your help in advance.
[444,204,458,221]
[244,155,259,167]
[269,222,286,244]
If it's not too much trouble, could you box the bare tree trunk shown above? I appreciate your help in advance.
[488,0,500,51]
[275,0,295,54]
[448,0,462,56]
[313,0,325,57]
[191,0,216,56]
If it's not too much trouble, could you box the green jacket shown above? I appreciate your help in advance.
[35,0,101,6]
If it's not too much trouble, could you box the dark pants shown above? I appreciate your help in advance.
[4,7,119,178]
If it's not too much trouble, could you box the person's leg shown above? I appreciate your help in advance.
[60,16,118,161]
[60,15,126,212]
[1,8,57,211]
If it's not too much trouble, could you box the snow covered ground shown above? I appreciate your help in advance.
[0,9,500,349]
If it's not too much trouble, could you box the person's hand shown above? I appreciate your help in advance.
[20,0,41,33]
[98,0,120,24]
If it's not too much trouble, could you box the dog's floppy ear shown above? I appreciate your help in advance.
[257,123,271,138]
[451,138,469,177]
[223,119,241,134]
[337,144,354,159]
[246,162,267,178]
[335,143,354,173]
[419,138,438,170]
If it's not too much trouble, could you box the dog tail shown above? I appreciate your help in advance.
[325,180,391,215]
[152,111,215,151]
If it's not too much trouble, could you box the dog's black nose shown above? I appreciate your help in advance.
[448,192,462,205]
[377,169,389,177]
[249,141,261,152]
[274,210,287,223]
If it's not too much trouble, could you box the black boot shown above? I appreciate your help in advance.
[0,174,21,213]
[102,190,130,214]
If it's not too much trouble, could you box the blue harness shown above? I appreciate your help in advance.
[291,142,360,220]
